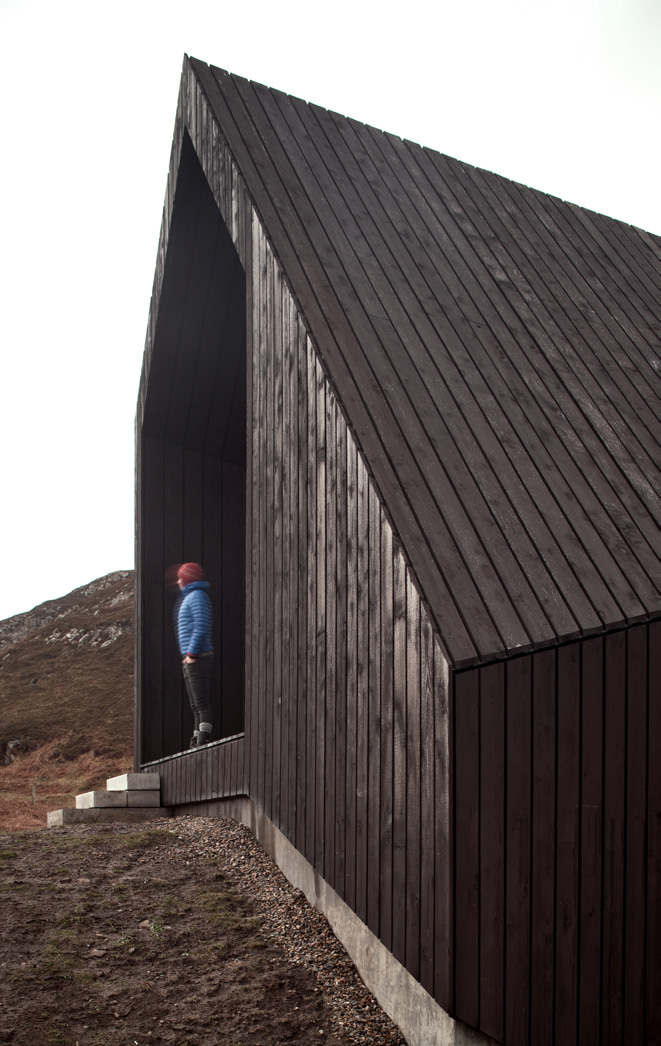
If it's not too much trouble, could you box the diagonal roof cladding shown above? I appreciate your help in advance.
[190,57,660,669]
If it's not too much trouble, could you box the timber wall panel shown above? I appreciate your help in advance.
[554,642,580,1046]
[452,621,659,1044]
[154,736,247,807]
[478,661,505,1042]
[366,483,382,939]
[647,620,661,1046]
[238,220,454,1013]
[379,510,394,955]
[325,387,338,886]
[344,430,358,908]
[505,646,532,1044]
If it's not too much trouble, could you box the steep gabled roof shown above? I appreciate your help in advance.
[191,58,660,669]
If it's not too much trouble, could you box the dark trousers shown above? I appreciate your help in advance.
[182,653,214,731]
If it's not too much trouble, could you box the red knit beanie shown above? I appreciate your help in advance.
[177,562,206,584]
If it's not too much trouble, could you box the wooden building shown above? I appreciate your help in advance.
[135,57,660,1045]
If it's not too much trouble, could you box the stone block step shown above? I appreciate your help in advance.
[46,771,164,827]
[48,807,173,827]
[76,790,161,809]
[106,772,160,791]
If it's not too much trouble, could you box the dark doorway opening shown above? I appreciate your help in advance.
[138,133,246,761]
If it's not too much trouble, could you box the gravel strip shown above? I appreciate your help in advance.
[145,815,406,1045]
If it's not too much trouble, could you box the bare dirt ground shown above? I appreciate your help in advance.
[0,576,406,1045]
[0,817,405,1046]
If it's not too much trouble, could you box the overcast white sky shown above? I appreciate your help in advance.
[0,0,659,621]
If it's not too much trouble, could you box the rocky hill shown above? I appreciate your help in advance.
[0,572,129,651]
[0,572,134,829]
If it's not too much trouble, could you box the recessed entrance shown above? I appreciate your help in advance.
[138,133,246,761]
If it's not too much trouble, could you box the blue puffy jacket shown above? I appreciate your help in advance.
[175,580,213,657]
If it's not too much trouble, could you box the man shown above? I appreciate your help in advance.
[174,562,214,748]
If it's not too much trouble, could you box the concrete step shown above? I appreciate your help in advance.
[47,772,165,827]
[106,772,160,791]
[48,806,173,827]
[76,789,161,809]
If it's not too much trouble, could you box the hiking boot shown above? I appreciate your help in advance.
[198,729,212,745]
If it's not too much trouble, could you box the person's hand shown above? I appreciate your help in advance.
[183,655,195,664]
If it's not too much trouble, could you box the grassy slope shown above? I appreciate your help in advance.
[0,574,134,829]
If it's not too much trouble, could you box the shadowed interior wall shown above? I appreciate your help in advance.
[138,134,246,761]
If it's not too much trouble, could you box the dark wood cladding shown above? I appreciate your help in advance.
[138,61,455,1008]
[150,734,246,807]
[136,58,661,1046]
[452,620,661,1044]
[243,217,453,1000]
[190,58,660,671]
